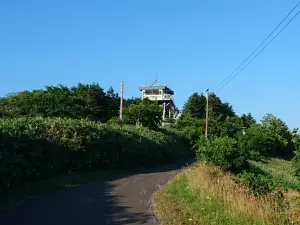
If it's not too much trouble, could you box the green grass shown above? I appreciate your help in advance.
[154,162,286,225]
[156,177,267,225]
[249,158,300,190]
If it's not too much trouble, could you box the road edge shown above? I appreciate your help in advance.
[150,160,195,225]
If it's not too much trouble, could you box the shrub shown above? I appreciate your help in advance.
[237,124,276,159]
[292,129,300,177]
[294,160,300,177]
[181,126,203,145]
[0,117,191,189]
[237,172,277,195]
[261,114,293,158]
[194,136,247,170]
[123,98,162,129]
[237,170,300,196]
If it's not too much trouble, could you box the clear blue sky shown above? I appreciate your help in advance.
[1,0,299,129]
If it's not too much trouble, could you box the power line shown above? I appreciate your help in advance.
[215,9,300,93]
[213,1,300,92]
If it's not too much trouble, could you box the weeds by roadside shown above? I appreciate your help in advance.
[154,162,295,225]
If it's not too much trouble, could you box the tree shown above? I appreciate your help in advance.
[183,92,235,120]
[0,83,113,122]
[219,115,243,138]
[123,97,141,107]
[105,86,120,120]
[208,93,235,121]
[123,98,162,129]
[195,136,247,170]
[238,124,276,159]
[261,113,293,158]
[241,113,256,129]
[183,93,206,119]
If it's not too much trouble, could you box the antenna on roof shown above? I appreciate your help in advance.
[151,73,160,86]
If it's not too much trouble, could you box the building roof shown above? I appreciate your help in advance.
[139,85,173,91]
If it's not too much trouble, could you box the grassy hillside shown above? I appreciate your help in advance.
[154,161,300,225]
[249,158,300,191]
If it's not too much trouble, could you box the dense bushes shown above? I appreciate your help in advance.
[123,98,162,129]
[292,129,300,177]
[238,124,276,159]
[237,168,300,195]
[0,117,191,189]
[194,136,247,170]
[0,84,119,122]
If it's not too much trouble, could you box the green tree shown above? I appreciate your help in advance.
[241,113,256,129]
[105,86,120,119]
[183,93,206,119]
[195,136,247,170]
[261,113,293,158]
[219,115,243,138]
[208,93,235,121]
[123,97,141,107]
[183,92,235,120]
[291,128,300,176]
[0,83,113,121]
[123,98,162,129]
[238,124,276,159]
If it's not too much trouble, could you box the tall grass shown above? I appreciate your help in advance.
[154,162,289,225]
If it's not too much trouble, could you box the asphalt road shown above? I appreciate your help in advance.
[0,161,192,225]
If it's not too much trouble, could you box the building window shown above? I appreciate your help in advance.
[145,89,159,95]
[152,89,159,95]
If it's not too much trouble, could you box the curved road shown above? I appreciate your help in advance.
[0,161,192,225]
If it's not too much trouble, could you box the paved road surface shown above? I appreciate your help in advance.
[0,161,192,225]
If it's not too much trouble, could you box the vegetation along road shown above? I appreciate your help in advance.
[0,161,192,225]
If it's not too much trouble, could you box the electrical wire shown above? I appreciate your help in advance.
[215,9,300,93]
[213,1,300,92]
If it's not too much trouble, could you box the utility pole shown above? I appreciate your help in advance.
[120,81,124,128]
[205,89,209,139]
[162,102,166,121]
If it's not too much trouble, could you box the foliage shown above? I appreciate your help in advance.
[123,97,141,107]
[123,98,162,129]
[175,114,205,145]
[182,126,204,146]
[176,112,204,129]
[294,162,300,177]
[218,115,243,138]
[0,117,191,189]
[208,93,235,121]
[240,113,256,129]
[182,92,206,118]
[194,136,247,170]
[261,114,293,158]
[0,83,120,122]
[162,117,176,124]
[105,86,120,119]
[248,159,300,191]
[154,162,288,225]
[238,124,276,159]
[182,92,235,121]
[237,172,281,195]
[176,113,243,145]
[291,128,300,177]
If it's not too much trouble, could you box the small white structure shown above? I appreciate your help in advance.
[139,84,177,120]
[139,85,174,101]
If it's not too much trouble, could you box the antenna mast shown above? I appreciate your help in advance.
[150,73,160,86]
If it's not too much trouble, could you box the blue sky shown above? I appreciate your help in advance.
[1,0,299,129]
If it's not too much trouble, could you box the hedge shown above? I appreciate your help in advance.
[0,117,191,189]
